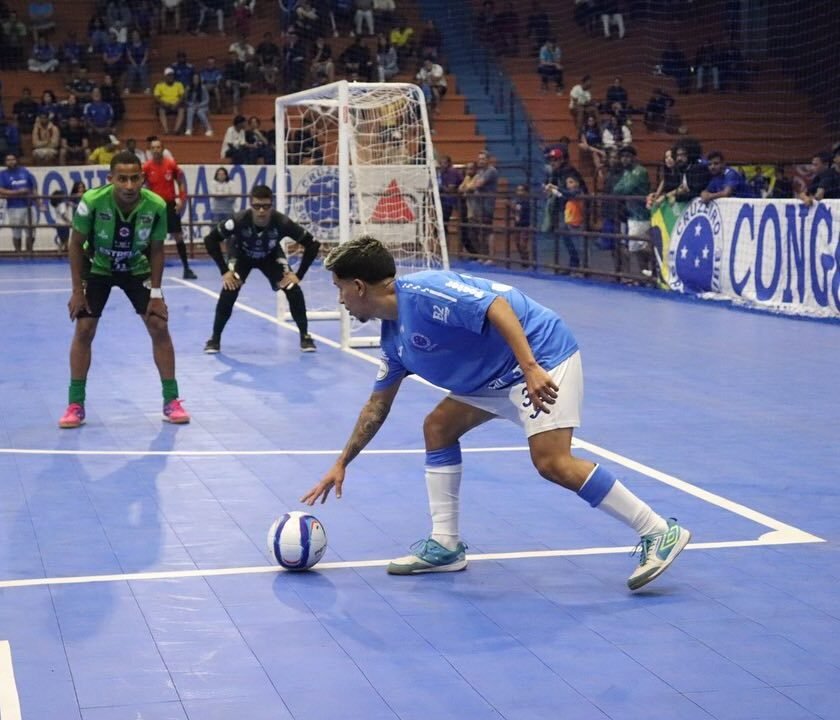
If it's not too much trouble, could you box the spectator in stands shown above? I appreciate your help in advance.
[601,114,631,151]
[416,58,447,113]
[60,32,85,73]
[160,0,183,34]
[194,0,225,35]
[537,39,563,95]
[31,112,60,165]
[60,115,90,164]
[0,118,23,159]
[419,19,443,60]
[99,73,125,123]
[83,87,115,145]
[295,0,319,41]
[613,146,652,277]
[494,1,520,56]
[577,114,604,178]
[66,67,97,103]
[511,184,532,266]
[0,153,37,253]
[545,174,584,270]
[184,73,213,136]
[525,0,550,54]
[694,39,720,93]
[311,38,335,85]
[200,56,224,112]
[28,0,55,42]
[669,139,709,202]
[256,32,281,91]
[354,0,374,36]
[647,148,680,206]
[38,90,61,123]
[287,109,324,165]
[573,0,597,36]
[282,29,307,91]
[458,161,480,256]
[1,12,27,69]
[339,35,374,81]
[232,0,253,36]
[767,165,793,199]
[229,32,255,67]
[799,151,840,206]
[472,151,499,262]
[88,135,121,165]
[101,30,126,82]
[0,13,25,69]
[13,88,39,135]
[57,93,85,129]
[153,67,185,135]
[131,0,156,38]
[87,15,108,54]
[596,147,622,257]
[105,0,132,42]
[245,116,272,163]
[376,35,399,82]
[221,114,249,163]
[210,166,238,223]
[123,29,150,94]
[28,36,60,72]
[604,76,628,111]
[51,184,79,252]
[569,75,595,130]
[600,0,625,39]
[390,18,416,62]
[223,49,250,114]
[437,155,463,238]
[700,151,754,202]
[124,137,145,164]
[644,87,675,133]
[660,41,690,94]
[171,51,195,87]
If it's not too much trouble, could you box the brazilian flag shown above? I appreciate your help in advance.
[649,200,688,288]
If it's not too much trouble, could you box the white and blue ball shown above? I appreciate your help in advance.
[267,511,328,570]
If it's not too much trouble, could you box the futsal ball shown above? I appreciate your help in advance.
[267,511,328,570]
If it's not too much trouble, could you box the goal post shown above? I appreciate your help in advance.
[275,80,449,348]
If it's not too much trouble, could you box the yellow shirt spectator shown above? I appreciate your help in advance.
[88,144,118,165]
[390,26,414,48]
[154,78,185,107]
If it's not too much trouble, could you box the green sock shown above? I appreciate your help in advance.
[69,379,86,405]
[161,379,179,403]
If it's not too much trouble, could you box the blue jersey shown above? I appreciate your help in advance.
[0,167,37,209]
[707,167,754,198]
[374,271,579,395]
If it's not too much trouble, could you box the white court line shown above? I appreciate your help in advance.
[0,641,22,720]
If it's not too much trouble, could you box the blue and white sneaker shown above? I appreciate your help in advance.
[628,518,691,590]
[387,538,468,575]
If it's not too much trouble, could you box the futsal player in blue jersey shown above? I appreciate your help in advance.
[301,236,690,590]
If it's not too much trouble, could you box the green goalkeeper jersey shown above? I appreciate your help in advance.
[73,185,168,276]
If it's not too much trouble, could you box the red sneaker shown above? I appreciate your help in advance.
[163,398,191,424]
[59,403,86,429]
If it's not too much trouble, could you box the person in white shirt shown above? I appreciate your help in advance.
[416,58,447,111]
[568,74,594,129]
[221,114,249,163]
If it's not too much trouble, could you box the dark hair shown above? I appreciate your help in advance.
[70,180,86,195]
[250,184,273,200]
[813,151,831,165]
[109,151,143,171]
[324,235,396,282]
[707,150,724,162]
[50,190,64,207]
[214,166,230,182]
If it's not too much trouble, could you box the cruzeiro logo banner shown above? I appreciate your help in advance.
[660,198,840,318]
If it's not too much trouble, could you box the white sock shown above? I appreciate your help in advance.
[426,464,462,550]
[597,479,668,537]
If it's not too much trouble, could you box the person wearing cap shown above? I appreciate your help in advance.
[153,67,185,135]
[612,145,653,278]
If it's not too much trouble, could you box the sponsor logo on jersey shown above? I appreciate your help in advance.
[98,210,113,221]
[409,332,437,351]
[118,226,130,237]
[376,358,389,380]
[431,305,449,323]
[445,280,485,299]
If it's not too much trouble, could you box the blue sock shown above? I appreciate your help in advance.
[577,464,616,507]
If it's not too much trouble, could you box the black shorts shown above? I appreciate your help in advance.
[166,200,182,234]
[78,272,151,319]
[235,255,291,292]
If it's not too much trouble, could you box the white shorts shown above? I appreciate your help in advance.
[5,207,34,238]
[448,351,583,438]
[627,219,651,253]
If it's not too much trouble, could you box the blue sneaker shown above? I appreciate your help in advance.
[387,538,468,575]
[628,518,691,591]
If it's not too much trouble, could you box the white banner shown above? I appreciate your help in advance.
[0,163,431,250]
[667,198,840,318]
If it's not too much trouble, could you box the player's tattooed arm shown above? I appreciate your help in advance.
[337,381,402,467]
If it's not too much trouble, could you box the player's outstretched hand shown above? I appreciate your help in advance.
[68,288,90,320]
[523,364,558,414]
[280,271,300,290]
[145,298,169,322]
[301,464,346,505]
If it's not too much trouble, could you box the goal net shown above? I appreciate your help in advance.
[275,80,449,348]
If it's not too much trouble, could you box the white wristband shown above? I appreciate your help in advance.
[149,288,164,299]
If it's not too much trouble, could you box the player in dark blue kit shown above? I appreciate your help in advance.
[203,184,320,353]
[302,236,691,590]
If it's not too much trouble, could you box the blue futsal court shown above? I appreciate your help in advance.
[0,259,838,720]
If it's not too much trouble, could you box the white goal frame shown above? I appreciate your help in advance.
[275,80,449,348]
